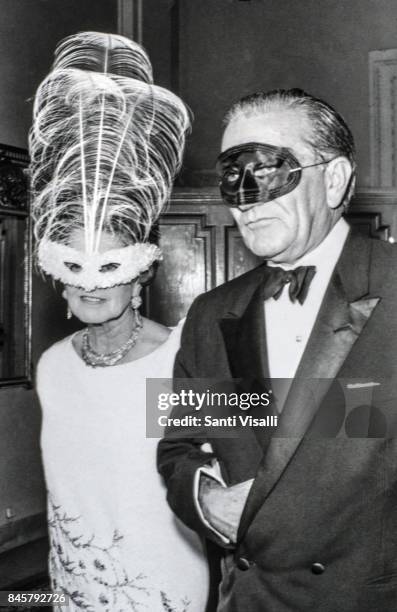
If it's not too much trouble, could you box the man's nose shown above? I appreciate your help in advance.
[235,168,262,209]
[239,167,257,191]
[237,200,260,211]
[237,168,259,210]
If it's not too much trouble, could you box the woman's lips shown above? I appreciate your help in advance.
[80,295,106,304]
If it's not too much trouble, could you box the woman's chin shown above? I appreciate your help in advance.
[72,309,110,325]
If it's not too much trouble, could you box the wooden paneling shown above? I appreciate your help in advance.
[146,212,216,326]
[369,49,397,186]
[350,187,397,240]
[0,145,31,387]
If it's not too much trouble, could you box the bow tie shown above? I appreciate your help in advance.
[264,265,317,305]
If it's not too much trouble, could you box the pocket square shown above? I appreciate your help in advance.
[346,382,380,389]
[200,442,214,453]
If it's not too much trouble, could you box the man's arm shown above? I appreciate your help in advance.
[157,297,253,545]
[157,344,228,542]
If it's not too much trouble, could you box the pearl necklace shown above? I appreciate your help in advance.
[81,312,143,367]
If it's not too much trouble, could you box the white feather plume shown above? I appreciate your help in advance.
[29,32,190,258]
[53,31,153,83]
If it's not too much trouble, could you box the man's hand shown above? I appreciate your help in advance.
[199,476,254,543]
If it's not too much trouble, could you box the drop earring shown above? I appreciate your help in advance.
[131,282,142,309]
[131,283,143,326]
[130,294,142,311]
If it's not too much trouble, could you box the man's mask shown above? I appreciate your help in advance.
[217,142,312,208]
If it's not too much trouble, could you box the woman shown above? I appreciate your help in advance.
[31,32,209,611]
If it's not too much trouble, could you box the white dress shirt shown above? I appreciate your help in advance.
[266,217,350,379]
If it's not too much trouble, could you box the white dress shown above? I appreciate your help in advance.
[37,321,209,612]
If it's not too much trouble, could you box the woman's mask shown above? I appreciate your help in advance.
[38,239,162,291]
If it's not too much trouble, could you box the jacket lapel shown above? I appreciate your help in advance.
[217,267,274,478]
[219,281,269,383]
[237,231,382,540]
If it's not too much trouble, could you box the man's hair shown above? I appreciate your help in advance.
[224,88,356,208]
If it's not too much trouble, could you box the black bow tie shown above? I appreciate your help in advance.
[264,265,317,305]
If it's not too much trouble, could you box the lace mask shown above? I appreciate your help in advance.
[38,239,162,290]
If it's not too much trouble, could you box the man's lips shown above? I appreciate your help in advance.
[245,216,276,228]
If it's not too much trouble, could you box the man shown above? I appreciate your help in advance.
[158,89,397,612]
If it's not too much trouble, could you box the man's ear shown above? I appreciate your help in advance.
[325,156,353,210]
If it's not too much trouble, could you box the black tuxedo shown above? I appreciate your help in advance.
[158,230,397,612]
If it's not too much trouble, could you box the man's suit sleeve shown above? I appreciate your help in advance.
[157,297,229,544]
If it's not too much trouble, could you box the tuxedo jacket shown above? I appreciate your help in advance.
[157,230,397,612]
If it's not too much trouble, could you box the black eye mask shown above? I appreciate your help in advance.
[216,142,304,208]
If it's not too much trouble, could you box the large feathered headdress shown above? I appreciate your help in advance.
[29,32,190,290]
